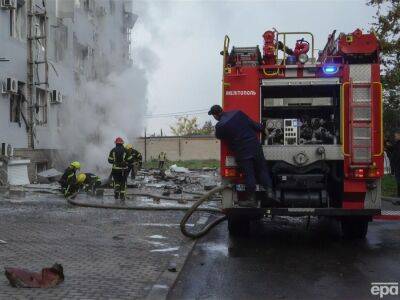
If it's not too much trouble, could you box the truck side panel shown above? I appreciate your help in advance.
[221,67,260,177]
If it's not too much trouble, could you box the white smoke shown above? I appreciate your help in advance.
[60,65,150,174]
[59,2,158,175]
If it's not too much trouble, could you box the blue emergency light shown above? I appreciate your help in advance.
[322,65,339,75]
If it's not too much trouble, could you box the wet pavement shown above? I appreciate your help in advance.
[169,217,400,300]
[0,193,201,299]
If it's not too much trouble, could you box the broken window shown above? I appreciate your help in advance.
[83,0,94,13]
[10,94,21,124]
[17,82,28,129]
[36,161,48,174]
[52,22,68,62]
[9,81,27,126]
[10,1,27,40]
[73,34,90,77]
[9,8,14,37]
[35,88,47,125]
[34,14,46,38]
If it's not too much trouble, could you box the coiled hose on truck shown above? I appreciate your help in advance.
[66,185,229,239]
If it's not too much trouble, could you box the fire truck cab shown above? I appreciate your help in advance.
[220,29,383,238]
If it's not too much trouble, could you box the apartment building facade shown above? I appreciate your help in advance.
[0,0,136,181]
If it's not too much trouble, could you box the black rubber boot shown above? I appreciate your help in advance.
[120,191,126,202]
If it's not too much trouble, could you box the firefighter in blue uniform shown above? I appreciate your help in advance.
[208,105,273,207]
[108,137,132,200]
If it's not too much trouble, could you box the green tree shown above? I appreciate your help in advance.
[368,0,400,135]
[169,117,215,136]
[170,116,200,136]
[197,120,215,135]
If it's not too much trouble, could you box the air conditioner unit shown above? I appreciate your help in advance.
[4,77,18,94]
[1,0,17,9]
[51,90,63,104]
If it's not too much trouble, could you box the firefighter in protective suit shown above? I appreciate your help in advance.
[125,144,142,179]
[158,152,167,170]
[81,173,102,194]
[108,137,132,200]
[64,173,87,198]
[59,161,81,195]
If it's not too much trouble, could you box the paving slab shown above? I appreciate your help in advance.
[0,194,201,299]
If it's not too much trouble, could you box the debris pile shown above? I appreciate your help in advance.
[5,263,64,288]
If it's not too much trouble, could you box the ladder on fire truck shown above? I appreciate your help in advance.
[26,0,49,148]
[344,69,382,166]
[348,80,374,165]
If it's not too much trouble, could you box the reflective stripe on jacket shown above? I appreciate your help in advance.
[108,145,131,170]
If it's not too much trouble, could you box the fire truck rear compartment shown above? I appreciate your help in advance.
[261,83,343,208]
[262,84,341,146]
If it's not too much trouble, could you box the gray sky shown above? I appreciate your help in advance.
[132,0,376,135]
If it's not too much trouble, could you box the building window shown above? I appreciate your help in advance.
[36,162,48,174]
[34,14,46,39]
[53,23,68,62]
[9,9,15,37]
[10,94,21,123]
[35,88,47,125]
[10,2,26,40]
[83,0,94,13]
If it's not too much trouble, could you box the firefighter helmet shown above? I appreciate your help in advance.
[70,161,81,170]
[115,137,124,144]
[76,173,86,184]
[125,144,133,150]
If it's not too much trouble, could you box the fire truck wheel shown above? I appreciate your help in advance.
[228,217,250,237]
[341,217,369,239]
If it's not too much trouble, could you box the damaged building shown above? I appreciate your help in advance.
[0,0,137,184]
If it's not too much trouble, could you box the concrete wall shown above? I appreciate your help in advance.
[135,136,220,161]
[13,148,58,182]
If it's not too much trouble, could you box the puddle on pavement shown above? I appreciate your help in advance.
[150,247,179,253]
[153,284,168,289]
[147,241,166,247]
[149,235,167,239]
[138,223,194,227]
[201,242,229,256]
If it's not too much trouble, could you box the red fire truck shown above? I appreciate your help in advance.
[220,29,383,238]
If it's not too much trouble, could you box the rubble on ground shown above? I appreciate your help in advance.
[0,165,221,210]
[169,164,190,173]
[37,169,63,183]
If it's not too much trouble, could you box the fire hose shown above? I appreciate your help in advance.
[65,187,399,238]
[179,185,229,239]
[66,185,230,239]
